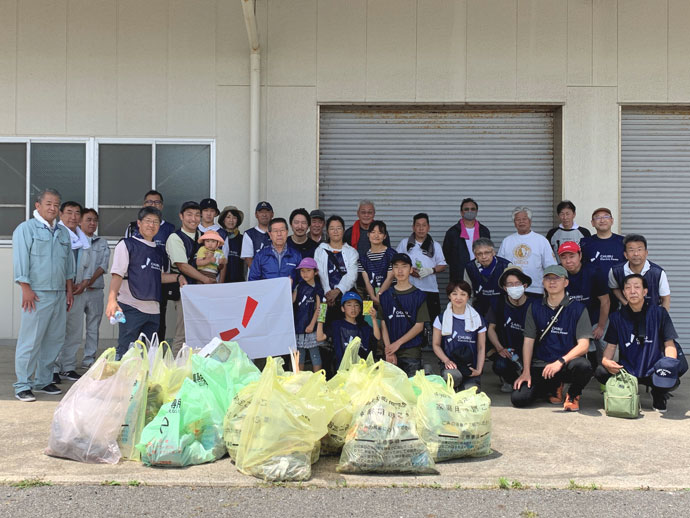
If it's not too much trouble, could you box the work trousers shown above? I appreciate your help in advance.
[82,288,105,368]
[56,291,87,372]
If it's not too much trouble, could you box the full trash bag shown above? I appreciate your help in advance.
[223,380,260,462]
[136,377,225,467]
[234,357,334,481]
[117,343,149,461]
[415,372,492,461]
[336,361,437,474]
[145,342,192,425]
[45,348,144,464]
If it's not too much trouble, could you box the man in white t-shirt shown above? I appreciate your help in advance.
[498,206,557,296]
[396,212,447,323]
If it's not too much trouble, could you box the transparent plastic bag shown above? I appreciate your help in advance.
[117,343,149,461]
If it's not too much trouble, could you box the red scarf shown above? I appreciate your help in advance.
[459,219,481,242]
[350,220,362,247]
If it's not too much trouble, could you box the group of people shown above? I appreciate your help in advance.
[12,190,686,415]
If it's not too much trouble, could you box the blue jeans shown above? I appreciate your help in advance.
[116,303,160,359]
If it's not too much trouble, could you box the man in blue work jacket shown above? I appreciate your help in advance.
[13,188,75,402]
[248,217,301,282]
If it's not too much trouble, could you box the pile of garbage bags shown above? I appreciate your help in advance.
[45,335,492,481]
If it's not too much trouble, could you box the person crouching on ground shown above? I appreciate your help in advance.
[432,280,486,392]
[106,207,186,359]
[195,231,227,281]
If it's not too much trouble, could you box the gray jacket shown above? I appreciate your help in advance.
[85,235,111,289]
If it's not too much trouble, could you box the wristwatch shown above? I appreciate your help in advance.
[557,357,566,365]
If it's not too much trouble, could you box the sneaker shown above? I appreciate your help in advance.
[52,373,61,385]
[59,371,81,381]
[652,393,668,413]
[35,384,62,395]
[563,394,580,412]
[15,390,36,402]
[500,382,513,393]
[548,383,564,404]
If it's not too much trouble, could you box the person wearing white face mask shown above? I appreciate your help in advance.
[443,197,491,283]
[486,265,533,393]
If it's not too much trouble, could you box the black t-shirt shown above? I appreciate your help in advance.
[287,236,318,258]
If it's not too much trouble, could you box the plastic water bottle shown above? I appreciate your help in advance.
[508,348,522,371]
[109,310,126,325]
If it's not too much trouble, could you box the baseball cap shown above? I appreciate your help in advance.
[391,252,412,266]
[498,264,532,288]
[310,209,326,221]
[296,257,318,271]
[341,291,363,305]
[591,207,612,219]
[543,265,568,278]
[557,241,581,256]
[651,357,681,389]
[179,201,201,214]
[198,230,224,245]
[255,201,273,212]
[199,198,219,214]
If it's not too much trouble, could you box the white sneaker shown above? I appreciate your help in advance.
[500,382,513,393]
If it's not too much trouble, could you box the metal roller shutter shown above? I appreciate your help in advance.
[318,107,555,292]
[621,109,690,351]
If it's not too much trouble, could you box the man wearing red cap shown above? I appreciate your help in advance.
[558,241,610,365]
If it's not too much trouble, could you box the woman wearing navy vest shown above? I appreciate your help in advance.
[487,266,533,392]
[596,274,686,413]
[512,265,593,412]
[358,220,395,305]
[464,237,511,317]
[218,205,245,283]
[432,280,486,392]
[107,207,185,359]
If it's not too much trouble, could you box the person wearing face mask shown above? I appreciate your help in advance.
[443,197,491,283]
[546,200,591,261]
[486,266,533,392]
[463,238,511,318]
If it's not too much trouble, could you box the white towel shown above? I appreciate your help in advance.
[58,220,91,250]
[441,302,483,335]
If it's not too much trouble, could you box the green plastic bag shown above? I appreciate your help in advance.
[136,378,225,467]
[235,357,333,481]
[145,342,192,425]
[337,361,437,474]
[604,368,640,419]
[117,342,149,461]
[414,373,492,461]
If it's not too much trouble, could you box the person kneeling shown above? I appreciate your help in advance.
[432,280,486,392]
[596,273,687,413]
[512,265,593,412]
[107,207,186,359]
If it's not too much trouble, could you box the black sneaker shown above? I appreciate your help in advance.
[59,370,81,381]
[15,390,36,402]
[35,384,62,395]
[652,392,668,413]
[52,373,61,385]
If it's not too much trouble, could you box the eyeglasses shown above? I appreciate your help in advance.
[144,200,163,206]
[141,218,160,226]
[593,215,612,221]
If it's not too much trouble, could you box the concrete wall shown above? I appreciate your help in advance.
[1,0,690,338]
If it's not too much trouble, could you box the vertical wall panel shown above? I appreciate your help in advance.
[216,0,250,86]
[267,0,317,86]
[566,0,592,86]
[0,249,15,338]
[416,0,467,102]
[366,0,417,101]
[467,0,517,101]
[0,0,17,135]
[592,0,617,86]
[316,0,367,101]
[168,0,216,137]
[668,0,690,102]
[117,0,168,136]
[517,0,567,101]
[66,0,117,136]
[618,0,667,102]
[16,0,67,135]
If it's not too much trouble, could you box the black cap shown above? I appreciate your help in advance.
[179,201,201,214]
[391,252,412,266]
[199,198,219,215]
[310,209,326,221]
[255,201,273,212]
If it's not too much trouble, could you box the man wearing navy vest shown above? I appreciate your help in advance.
[596,274,686,413]
[378,253,430,377]
[608,234,670,311]
[241,201,274,270]
[512,265,593,411]
[124,190,176,341]
[166,201,213,352]
[248,217,301,282]
[108,206,184,359]
[464,237,510,318]
[443,197,491,282]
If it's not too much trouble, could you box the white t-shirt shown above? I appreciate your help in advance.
[498,231,557,295]
[111,237,160,315]
[396,238,447,292]
[432,313,487,333]
[465,226,476,260]
[240,226,266,259]
[607,260,671,296]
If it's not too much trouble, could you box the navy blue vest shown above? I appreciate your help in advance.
[123,238,164,301]
[438,312,484,369]
[611,261,664,306]
[379,287,428,350]
[330,319,374,365]
[494,296,531,355]
[565,263,605,324]
[325,250,347,289]
[465,256,510,316]
[293,281,323,333]
[531,299,587,363]
[173,229,201,284]
[359,247,395,289]
[245,227,272,255]
[608,304,668,378]
[127,220,175,251]
[218,230,244,283]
